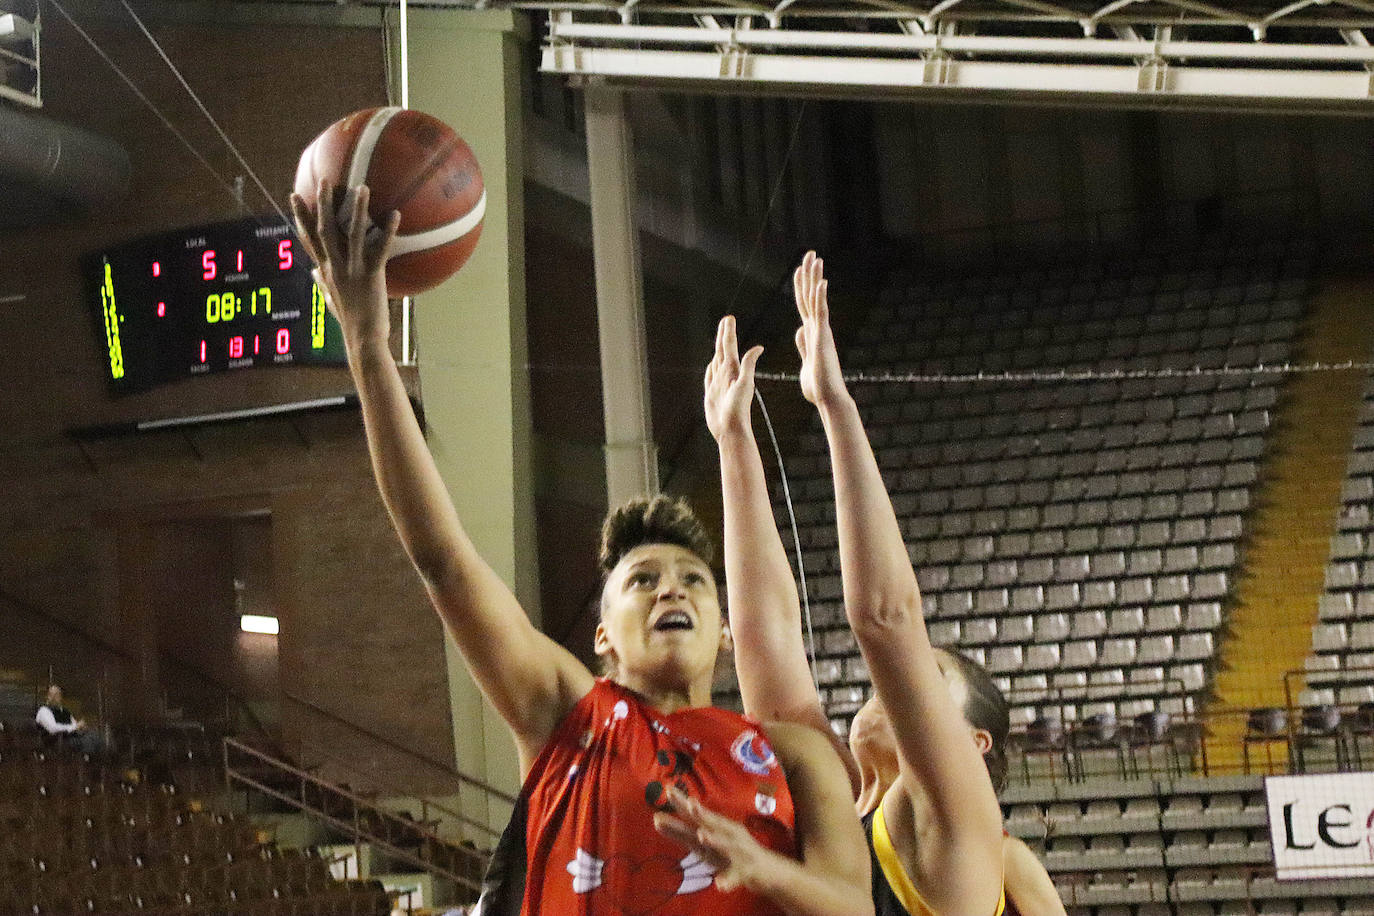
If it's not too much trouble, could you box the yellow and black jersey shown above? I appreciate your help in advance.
[862,803,1010,916]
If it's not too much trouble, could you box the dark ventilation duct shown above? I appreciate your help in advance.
[0,105,131,228]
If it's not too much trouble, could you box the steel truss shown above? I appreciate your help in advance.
[515,1,1374,110]
[0,3,40,108]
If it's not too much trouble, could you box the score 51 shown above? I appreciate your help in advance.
[201,239,296,280]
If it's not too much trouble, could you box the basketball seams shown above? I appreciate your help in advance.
[297,107,485,295]
[387,136,463,219]
[349,108,401,192]
[389,191,487,257]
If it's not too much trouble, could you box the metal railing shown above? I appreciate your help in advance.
[287,734,508,846]
[1009,675,1374,784]
[281,693,514,810]
[223,738,490,896]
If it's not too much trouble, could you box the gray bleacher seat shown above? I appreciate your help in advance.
[1317,592,1354,621]
[1147,604,1184,632]
[1109,607,1146,635]
[1352,621,1374,651]
[988,646,1024,674]
[1186,602,1223,630]
[1178,633,1214,660]
[963,618,998,645]
[1312,623,1348,652]
[1034,612,1071,642]
[1063,640,1098,669]
[1072,610,1109,639]
[787,251,1306,739]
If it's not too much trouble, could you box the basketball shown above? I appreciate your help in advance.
[294,107,485,297]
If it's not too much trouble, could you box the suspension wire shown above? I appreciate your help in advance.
[726,99,808,315]
[116,0,291,225]
[754,387,820,687]
[755,359,1374,385]
[717,98,823,691]
[46,0,253,220]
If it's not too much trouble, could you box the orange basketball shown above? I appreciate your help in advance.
[294,107,485,297]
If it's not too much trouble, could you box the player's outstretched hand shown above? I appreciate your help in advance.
[289,180,400,351]
[704,315,764,442]
[654,787,779,895]
[792,251,849,409]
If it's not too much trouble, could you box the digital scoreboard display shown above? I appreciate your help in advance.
[88,218,346,394]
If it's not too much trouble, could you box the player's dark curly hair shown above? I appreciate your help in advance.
[936,648,1011,794]
[598,495,715,574]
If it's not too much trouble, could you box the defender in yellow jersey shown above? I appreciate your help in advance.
[705,252,1067,916]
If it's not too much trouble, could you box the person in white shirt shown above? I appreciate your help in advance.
[35,685,101,754]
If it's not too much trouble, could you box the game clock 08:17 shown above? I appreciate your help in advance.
[89,218,346,394]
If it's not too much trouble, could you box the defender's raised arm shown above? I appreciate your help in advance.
[794,251,1005,916]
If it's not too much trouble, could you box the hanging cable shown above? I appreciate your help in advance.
[726,100,808,315]
[717,98,822,692]
[46,0,251,220]
[116,0,290,225]
[754,387,820,687]
[755,359,1374,386]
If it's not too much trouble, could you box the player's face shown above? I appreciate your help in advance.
[850,694,898,772]
[595,543,727,687]
[849,653,992,776]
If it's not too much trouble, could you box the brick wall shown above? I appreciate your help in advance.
[0,14,456,792]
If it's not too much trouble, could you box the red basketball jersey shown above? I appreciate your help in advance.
[477,679,798,916]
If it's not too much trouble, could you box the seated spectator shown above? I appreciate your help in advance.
[36,685,104,755]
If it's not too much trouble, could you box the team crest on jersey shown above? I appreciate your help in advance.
[731,730,777,775]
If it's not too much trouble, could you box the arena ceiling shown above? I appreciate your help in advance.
[245,0,1374,110]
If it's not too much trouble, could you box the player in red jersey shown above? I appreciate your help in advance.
[290,184,870,916]
[703,253,1066,916]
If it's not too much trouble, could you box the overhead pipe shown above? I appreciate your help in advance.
[0,104,130,208]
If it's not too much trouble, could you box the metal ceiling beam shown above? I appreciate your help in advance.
[214,0,1374,109]
[544,43,1374,106]
[541,16,1374,110]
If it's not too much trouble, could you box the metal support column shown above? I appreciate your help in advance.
[585,85,659,504]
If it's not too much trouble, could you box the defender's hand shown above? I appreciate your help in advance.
[793,251,849,409]
[704,316,764,442]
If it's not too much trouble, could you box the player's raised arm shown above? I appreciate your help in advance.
[1005,836,1068,916]
[291,182,592,766]
[793,252,1004,915]
[705,317,856,776]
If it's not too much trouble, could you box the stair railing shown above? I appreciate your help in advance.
[223,737,490,896]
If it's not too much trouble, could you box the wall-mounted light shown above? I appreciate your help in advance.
[240,614,279,635]
[0,14,35,45]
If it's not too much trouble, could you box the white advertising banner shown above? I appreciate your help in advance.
[1265,772,1374,880]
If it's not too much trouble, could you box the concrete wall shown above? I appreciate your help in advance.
[870,102,1374,262]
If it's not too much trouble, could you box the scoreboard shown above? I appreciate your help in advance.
[89,218,346,394]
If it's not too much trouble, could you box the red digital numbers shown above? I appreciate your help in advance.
[157,302,166,318]
[152,261,161,277]
[229,336,244,359]
[278,239,293,270]
[236,250,244,272]
[199,340,207,363]
[254,335,260,356]
[203,250,217,281]
[276,328,291,355]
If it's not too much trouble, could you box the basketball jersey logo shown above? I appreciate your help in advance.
[731,730,778,775]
